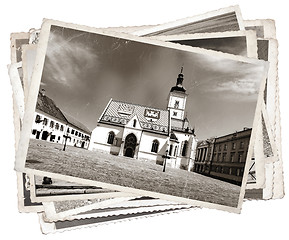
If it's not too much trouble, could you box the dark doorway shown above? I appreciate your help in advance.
[41,131,49,140]
[124,133,137,158]
[81,141,85,148]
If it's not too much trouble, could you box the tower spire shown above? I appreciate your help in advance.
[176,67,184,87]
[167,67,188,121]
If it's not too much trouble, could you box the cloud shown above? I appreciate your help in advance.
[213,78,260,95]
[187,52,266,100]
[42,31,99,89]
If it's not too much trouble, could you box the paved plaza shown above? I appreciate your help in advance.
[26,139,240,207]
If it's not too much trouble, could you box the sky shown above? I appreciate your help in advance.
[39,25,266,140]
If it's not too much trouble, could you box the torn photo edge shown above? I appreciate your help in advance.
[14,18,269,213]
[132,5,244,36]
[10,33,43,213]
[244,19,284,199]
[42,199,192,223]
[38,207,192,234]
[42,196,141,222]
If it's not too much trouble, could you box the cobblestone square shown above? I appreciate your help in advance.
[26,139,241,207]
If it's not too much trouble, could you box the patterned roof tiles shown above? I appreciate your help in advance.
[99,100,170,135]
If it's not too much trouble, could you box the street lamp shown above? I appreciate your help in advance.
[162,149,170,172]
[62,132,71,151]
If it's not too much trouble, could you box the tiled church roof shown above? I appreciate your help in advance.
[99,99,170,135]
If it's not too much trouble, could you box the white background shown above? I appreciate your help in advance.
[0,0,288,239]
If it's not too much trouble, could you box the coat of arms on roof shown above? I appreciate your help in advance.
[144,109,160,122]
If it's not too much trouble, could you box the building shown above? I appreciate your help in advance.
[193,128,252,185]
[89,68,198,170]
[30,90,91,149]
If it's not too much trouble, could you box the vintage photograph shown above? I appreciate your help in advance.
[16,20,268,211]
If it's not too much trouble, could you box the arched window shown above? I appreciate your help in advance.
[50,120,54,128]
[55,123,59,130]
[151,139,159,153]
[182,140,188,157]
[169,144,173,156]
[107,131,115,144]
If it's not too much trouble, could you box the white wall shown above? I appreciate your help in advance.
[31,110,67,144]
[138,131,168,161]
[89,123,123,153]
[31,111,91,148]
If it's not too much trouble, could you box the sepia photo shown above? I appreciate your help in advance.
[15,19,269,212]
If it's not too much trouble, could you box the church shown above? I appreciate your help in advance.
[89,68,198,171]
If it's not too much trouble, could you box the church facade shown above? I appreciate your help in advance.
[89,69,198,170]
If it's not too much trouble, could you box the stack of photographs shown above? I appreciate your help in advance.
[8,5,284,234]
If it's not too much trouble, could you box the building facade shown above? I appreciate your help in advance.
[89,69,198,170]
[30,90,91,149]
[193,128,252,185]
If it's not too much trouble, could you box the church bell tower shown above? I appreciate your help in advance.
[167,67,188,121]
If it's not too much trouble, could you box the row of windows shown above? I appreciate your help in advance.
[35,115,89,139]
[194,164,244,177]
[35,115,64,131]
[215,141,245,152]
[32,129,88,147]
[212,166,244,177]
[213,152,244,163]
[67,127,88,139]
[106,131,188,156]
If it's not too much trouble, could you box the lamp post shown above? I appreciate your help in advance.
[162,150,170,172]
[62,133,71,151]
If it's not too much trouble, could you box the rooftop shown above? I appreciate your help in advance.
[36,91,91,134]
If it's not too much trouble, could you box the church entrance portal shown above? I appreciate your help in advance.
[124,133,137,158]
